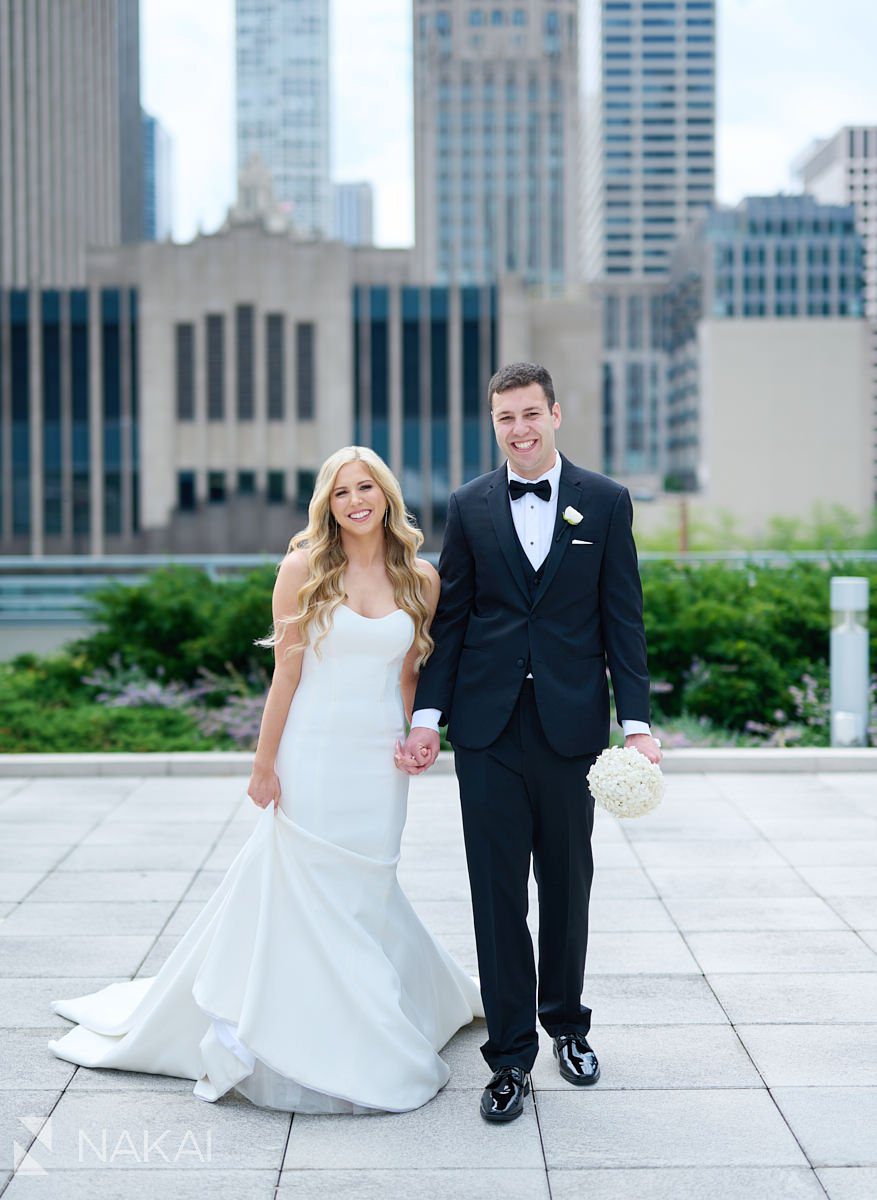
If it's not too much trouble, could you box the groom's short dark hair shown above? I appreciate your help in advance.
[488,362,556,411]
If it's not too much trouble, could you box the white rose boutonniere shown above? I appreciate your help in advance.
[562,506,583,526]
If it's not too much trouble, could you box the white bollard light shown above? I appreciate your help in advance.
[830,577,870,747]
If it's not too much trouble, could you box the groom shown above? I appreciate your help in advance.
[398,361,661,1122]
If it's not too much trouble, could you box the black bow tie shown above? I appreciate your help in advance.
[509,478,552,503]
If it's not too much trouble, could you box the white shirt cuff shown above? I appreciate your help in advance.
[411,708,442,733]
[622,719,652,738]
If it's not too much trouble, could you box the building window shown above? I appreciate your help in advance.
[603,295,620,349]
[178,471,196,511]
[268,471,286,504]
[296,469,316,508]
[175,323,195,420]
[237,470,256,495]
[206,314,225,420]
[236,305,254,420]
[296,322,315,420]
[208,471,226,503]
[266,313,285,419]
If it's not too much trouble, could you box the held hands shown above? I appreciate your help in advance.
[394,727,441,775]
[624,732,662,765]
[247,764,282,811]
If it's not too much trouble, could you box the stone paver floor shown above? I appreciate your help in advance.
[0,769,875,1199]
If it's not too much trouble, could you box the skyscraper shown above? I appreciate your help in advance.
[333,182,374,247]
[795,128,877,501]
[142,111,174,242]
[581,0,716,479]
[236,0,331,240]
[413,0,581,290]
[0,0,142,286]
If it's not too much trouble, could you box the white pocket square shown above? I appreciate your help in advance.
[572,539,594,545]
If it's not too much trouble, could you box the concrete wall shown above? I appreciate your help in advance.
[698,318,871,530]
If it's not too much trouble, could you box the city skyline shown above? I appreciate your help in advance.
[142,0,877,248]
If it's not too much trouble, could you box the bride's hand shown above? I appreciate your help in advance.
[247,766,281,811]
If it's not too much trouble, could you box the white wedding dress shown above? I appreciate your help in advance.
[48,605,482,1113]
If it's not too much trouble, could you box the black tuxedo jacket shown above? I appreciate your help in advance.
[414,454,651,757]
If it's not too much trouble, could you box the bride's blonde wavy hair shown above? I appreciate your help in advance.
[260,446,435,665]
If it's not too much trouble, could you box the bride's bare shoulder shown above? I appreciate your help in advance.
[415,558,440,602]
[275,549,310,590]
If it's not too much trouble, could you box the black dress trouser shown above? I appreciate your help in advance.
[453,679,598,1073]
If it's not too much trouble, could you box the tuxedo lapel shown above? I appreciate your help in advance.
[486,470,531,606]
[531,463,583,609]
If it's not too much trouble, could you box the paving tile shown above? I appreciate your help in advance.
[0,936,153,978]
[590,868,658,898]
[162,902,206,937]
[0,1027,77,1090]
[584,974,728,1025]
[794,867,877,897]
[827,898,877,930]
[39,1090,290,1170]
[0,874,47,903]
[284,1087,544,1170]
[0,824,95,846]
[585,931,700,975]
[278,1169,551,1199]
[396,868,473,903]
[735,1025,877,1086]
[687,931,877,974]
[747,818,877,842]
[624,814,760,842]
[2,1170,279,1200]
[65,1068,195,1094]
[663,897,847,932]
[708,973,877,1025]
[0,978,118,1029]
[536,1089,807,1168]
[817,1167,877,1199]
[185,871,227,901]
[548,1167,825,1200]
[28,871,196,904]
[530,1024,761,1091]
[80,823,226,847]
[859,931,877,954]
[0,905,13,920]
[774,841,877,867]
[645,867,814,899]
[632,841,786,868]
[0,846,68,872]
[1,902,177,937]
[58,844,211,872]
[771,1088,877,1166]
[134,936,182,978]
[585,897,676,932]
[0,1091,57,1171]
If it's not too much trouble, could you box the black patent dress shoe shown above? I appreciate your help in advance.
[553,1033,600,1086]
[479,1066,530,1122]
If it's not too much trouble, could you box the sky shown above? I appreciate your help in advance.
[141,0,877,247]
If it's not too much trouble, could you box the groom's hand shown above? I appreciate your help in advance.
[625,732,662,764]
[394,727,441,775]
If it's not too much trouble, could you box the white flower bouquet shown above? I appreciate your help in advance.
[587,746,664,819]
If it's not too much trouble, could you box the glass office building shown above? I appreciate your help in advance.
[582,0,716,479]
[0,288,139,553]
[414,1,580,290]
[236,0,332,239]
[665,196,865,487]
[353,284,499,534]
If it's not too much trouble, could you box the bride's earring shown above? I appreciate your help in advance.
[383,507,389,528]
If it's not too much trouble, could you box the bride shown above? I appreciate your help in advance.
[48,446,482,1113]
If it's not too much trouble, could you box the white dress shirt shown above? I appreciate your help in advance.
[412,451,652,740]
